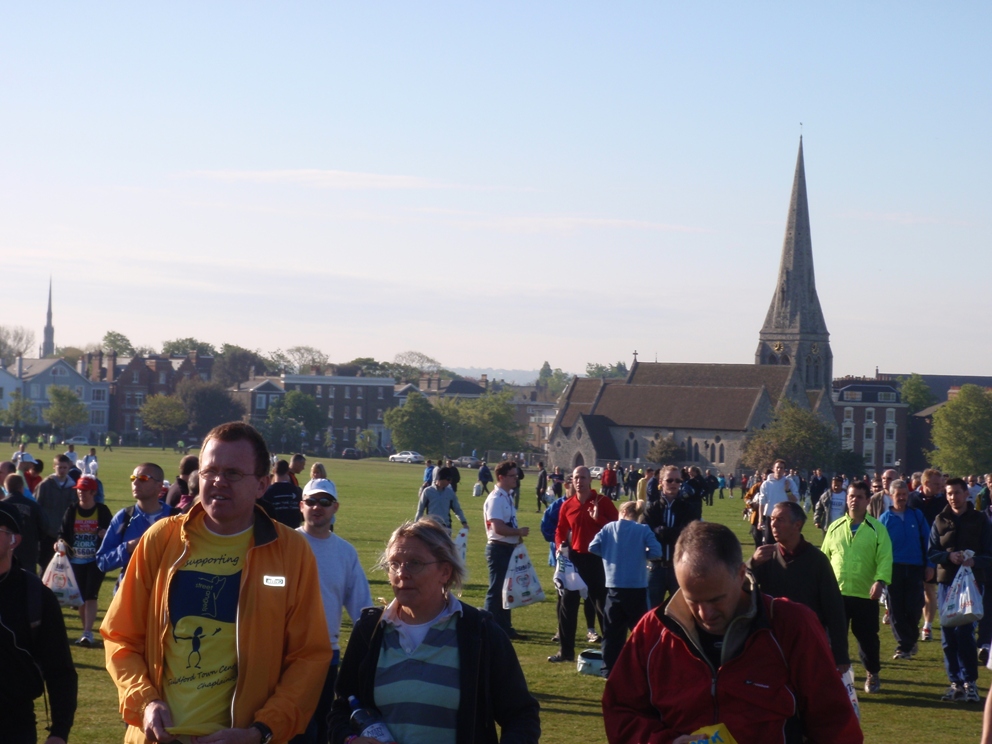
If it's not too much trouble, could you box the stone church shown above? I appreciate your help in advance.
[547,138,836,475]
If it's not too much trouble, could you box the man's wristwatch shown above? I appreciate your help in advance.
[250,722,273,744]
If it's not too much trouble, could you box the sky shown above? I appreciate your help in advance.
[1,3,989,378]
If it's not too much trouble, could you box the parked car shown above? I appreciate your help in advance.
[341,448,361,460]
[389,450,425,464]
[452,456,482,469]
[63,436,89,445]
[589,466,604,480]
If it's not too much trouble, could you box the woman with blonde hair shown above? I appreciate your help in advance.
[330,518,540,744]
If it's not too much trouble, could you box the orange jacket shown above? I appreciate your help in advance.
[102,503,332,743]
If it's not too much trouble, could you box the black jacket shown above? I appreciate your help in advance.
[330,603,540,744]
[643,495,695,561]
[0,560,77,738]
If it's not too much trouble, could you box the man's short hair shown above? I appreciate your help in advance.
[32,461,44,474]
[137,463,165,482]
[889,479,907,492]
[202,422,270,478]
[495,460,517,478]
[435,466,453,482]
[56,454,72,466]
[773,501,807,526]
[291,453,306,464]
[773,459,787,468]
[0,461,14,476]
[4,473,24,494]
[922,468,942,482]
[946,476,968,491]
[275,459,291,477]
[832,475,844,482]
[659,465,680,480]
[179,455,199,477]
[675,521,742,577]
[848,480,871,497]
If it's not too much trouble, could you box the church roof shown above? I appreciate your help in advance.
[593,385,763,431]
[759,137,829,338]
[576,414,621,460]
[627,362,794,405]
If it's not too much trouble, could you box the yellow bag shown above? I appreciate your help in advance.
[687,723,738,744]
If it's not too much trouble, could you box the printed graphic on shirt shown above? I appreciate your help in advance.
[70,508,103,564]
[163,521,251,737]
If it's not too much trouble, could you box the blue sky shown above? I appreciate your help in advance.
[1,3,989,377]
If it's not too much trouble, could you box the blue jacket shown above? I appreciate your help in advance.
[540,496,567,565]
[588,519,662,588]
[879,507,932,567]
[95,501,179,578]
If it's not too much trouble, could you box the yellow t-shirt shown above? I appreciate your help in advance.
[163,519,252,737]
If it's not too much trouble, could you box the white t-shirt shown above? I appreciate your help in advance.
[483,487,519,544]
[758,475,799,517]
[828,491,847,524]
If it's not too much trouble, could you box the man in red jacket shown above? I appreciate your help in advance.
[549,466,619,663]
[602,521,862,744]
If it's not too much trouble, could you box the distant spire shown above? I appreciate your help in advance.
[759,137,828,337]
[42,277,55,357]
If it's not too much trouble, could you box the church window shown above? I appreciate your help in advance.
[710,444,716,461]
[573,453,584,467]
[624,440,630,458]
[633,440,639,459]
[693,443,700,462]
[685,436,693,458]
[576,427,583,440]
[628,431,635,439]
[806,358,812,386]
[780,355,790,365]
[814,360,821,386]
[768,355,778,365]
[718,444,725,463]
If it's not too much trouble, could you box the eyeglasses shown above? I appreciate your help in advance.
[0,529,15,538]
[130,474,162,483]
[386,560,440,575]
[304,497,335,508]
[664,478,683,484]
[199,468,253,483]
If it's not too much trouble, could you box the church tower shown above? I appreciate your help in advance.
[42,277,55,357]
[755,137,832,391]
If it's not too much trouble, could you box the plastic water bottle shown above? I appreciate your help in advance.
[348,696,396,743]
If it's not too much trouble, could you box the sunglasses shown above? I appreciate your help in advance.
[664,478,683,484]
[304,497,335,507]
[130,474,161,483]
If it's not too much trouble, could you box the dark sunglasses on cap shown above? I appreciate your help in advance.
[304,497,335,507]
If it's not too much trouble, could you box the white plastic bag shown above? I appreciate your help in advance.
[473,482,483,498]
[553,551,588,598]
[454,527,468,564]
[940,561,984,628]
[42,543,83,609]
[502,543,546,609]
[841,668,860,720]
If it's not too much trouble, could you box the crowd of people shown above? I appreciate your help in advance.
[4,424,992,743]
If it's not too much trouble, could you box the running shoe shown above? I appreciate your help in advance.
[964,682,981,703]
[882,612,891,625]
[892,650,911,660]
[864,673,880,694]
[587,631,603,643]
[921,626,933,642]
[76,631,94,647]
[941,683,964,702]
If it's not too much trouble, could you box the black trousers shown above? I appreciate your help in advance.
[557,551,607,659]
[602,587,648,676]
[844,595,881,674]
[889,564,925,653]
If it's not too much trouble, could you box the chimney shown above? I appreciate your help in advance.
[249,365,256,380]
[189,350,199,365]
[15,355,23,379]
[480,373,488,390]
[107,350,117,383]
[77,357,85,375]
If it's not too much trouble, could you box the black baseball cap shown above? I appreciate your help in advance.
[0,502,21,534]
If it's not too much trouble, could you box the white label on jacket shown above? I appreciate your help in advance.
[263,575,286,586]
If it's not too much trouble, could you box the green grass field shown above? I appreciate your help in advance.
[33,449,986,742]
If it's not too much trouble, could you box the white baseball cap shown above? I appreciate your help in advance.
[303,478,338,501]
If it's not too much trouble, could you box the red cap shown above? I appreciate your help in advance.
[75,474,98,491]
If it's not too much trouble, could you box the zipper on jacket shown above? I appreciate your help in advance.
[159,538,191,692]
[230,535,265,723]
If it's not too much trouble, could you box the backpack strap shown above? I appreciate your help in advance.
[118,505,136,535]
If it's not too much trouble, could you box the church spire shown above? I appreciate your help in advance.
[42,277,55,357]
[755,138,832,389]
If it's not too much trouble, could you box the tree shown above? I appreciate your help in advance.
[929,385,992,475]
[647,435,681,464]
[264,349,294,374]
[835,450,867,477]
[0,390,37,431]
[102,331,136,356]
[272,391,324,437]
[214,344,271,387]
[161,338,217,357]
[741,401,839,473]
[175,379,245,436]
[346,357,391,377]
[585,361,628,379]
[394,351,441,374]
[384,393,445,455]
[0,325,36,367]
[140,395,189,449]
[356,429,378,455]
[53,346,85,366]
[285,346,330,374]
[899,373,937,414]
[43,386,89,437]
[458,392,525,453]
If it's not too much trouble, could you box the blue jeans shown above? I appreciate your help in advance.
[485,541,515,633]
[647,561,679,609]
[938,582,979,684]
